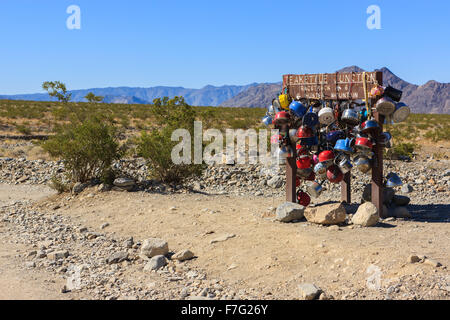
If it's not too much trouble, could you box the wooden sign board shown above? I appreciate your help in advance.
[282,71,382,100]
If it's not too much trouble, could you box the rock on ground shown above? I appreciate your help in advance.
[352,202,379,227]
[140,238,169,258]
[393,195,411,206]
[304,203,346,225]
[275,202,305,223]
[72,182,88,194]
[267,175,283,189]
[113,177,135,187]
[298,283,322,300]
[144,255,167,271]
[172,249,194,261]
[47,250,69,260]
[107,251,128,264]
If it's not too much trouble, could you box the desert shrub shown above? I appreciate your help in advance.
[385,142,418,160]
[42,117,124,183]
[136,96,203,183]
[48,175,71,194]
[15,124,32,135]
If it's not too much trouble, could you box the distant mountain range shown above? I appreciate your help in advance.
[222,66,450,114]
[0,84,258,107]
[0,67,448,113]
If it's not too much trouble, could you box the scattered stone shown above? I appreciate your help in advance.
[298,283,322,300]
[25,261,36,268]
[267,175,283,189]
[100,222,110,229]
[141,238,169,258]
[424,258,442,268]
[107,251,129,264]
[36,250,46,259]
[113,177,135,187]
[180,287,190,298]
[275,202,305,223]
[408,255,421,263]
[27,250,37,258]
[352,202,379,227]
[72,182,88,194]
[123,237,134,249]
[401,184,413,194]
[210,234,236,244]
[304,202,346,225]
[172,249,195,262]
[47,250,69,260]
[144,255,167,271]
[393,195,411,207]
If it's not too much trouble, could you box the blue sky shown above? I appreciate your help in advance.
[0,0,449,94]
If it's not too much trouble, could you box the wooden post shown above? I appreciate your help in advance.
[286,157,297,203]
[371,111,385,216]
[341,172,351,203]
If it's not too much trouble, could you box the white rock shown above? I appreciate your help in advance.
[298,283,321,300]
[172,249,194,261]
[304,203,346,225]
[352,202,379,227]
[141,238,169,258]
[276,202,305,223]
[144,255,167,271]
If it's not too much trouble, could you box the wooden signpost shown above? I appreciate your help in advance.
[282,71,385,216]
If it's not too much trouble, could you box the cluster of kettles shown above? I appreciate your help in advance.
[261,85,410,206]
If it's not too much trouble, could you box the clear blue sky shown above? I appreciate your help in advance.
[0,0,449,94]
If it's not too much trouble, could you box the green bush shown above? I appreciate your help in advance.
[15,124,32,135]
[385,142,418,159]
[42,117,124,183]
[136,96,203,183]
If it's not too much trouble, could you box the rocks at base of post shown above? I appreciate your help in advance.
[275,202,305,223]
[304,203,347,225]
[352,202,379,227]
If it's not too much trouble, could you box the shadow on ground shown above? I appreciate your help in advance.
[409,204,450,223]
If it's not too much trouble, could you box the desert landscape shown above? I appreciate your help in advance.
[1,1,449,304]
[0,99,449,300]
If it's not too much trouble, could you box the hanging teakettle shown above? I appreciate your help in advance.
[375,96,396,116]
[289,100,307,118]
[318,106,335,125]
[392,102,410,123]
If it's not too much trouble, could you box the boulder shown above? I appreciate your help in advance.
[352,202,379,227]
[408,255,421,263]
[113,177,135,187]
[106,251,128,264]
[304,203,346,225]
[72,182,88,194]
[172,249,195,261]
[298,283,322,300]
[141,238,169,258]
[393,195,410,206]
[47,250,69,260]
[267,175,283,189]
[144,255,167,271]
[275,202,305,223]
